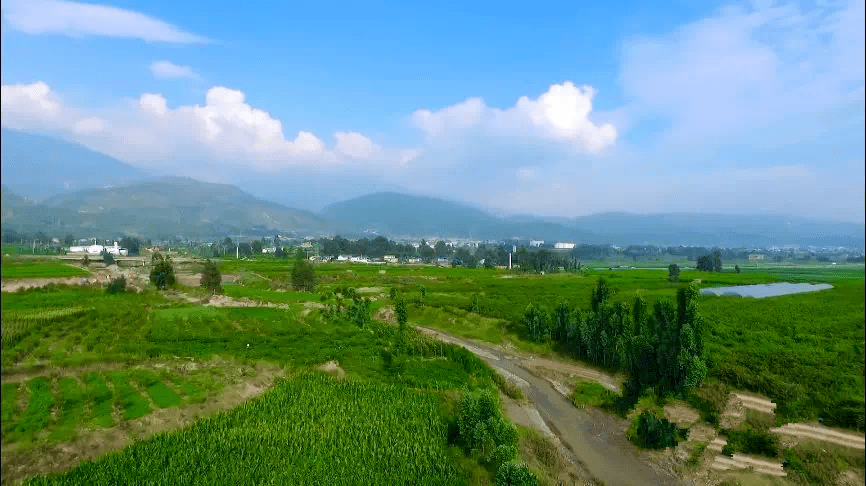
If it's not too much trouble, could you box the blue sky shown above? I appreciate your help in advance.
[1,0,864,222]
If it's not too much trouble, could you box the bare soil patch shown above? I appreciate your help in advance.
[316,360,346,380]
[730,391,776,415]
[522,357,620,393]
[373,306,395,323]
[769,422,865,450]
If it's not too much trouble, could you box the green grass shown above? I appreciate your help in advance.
[1,258,89,279]
[1,382,22,436]
[50,377,86,442]
[28,373,460,485]
[147,382,182,408]
[10,377,55,443]
[221,285,322,304]
[84,373,114,429]
[108,372,151,421]
[571,381,619,409]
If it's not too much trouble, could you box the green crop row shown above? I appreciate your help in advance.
[29,373,460,485]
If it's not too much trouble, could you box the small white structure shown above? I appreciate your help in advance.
[384,255,398,264]
[748,254,766,261]
[530,240,544,247]
[554,242,575,249]
[68,241,127,256]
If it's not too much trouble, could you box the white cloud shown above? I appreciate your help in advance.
[618,0,864,149]
[150,60,200,79]
[411,82,617,153]
[1,81,417,172]
[334,132,379,160]
[0,81,63,129]
[2,0,209,43]
[139,93,168,115]
[73,116,104,135]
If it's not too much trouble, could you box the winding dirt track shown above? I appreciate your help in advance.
[417,326,681,486]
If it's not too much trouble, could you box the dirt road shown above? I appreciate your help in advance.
[418,326,680,486]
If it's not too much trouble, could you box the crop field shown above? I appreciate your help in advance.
[2,257,863,483]
[0,272,517,483]
[1,257,89,279]
[29,373,459,485]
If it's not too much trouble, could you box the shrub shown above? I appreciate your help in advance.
[456,390,519,468]
[200,259,222,295]
[687,382,729,425]
[149,252,175,290]
[632,411,689,449]
[291,249,317,292]
[106,276,126,294]
[721,429,779,458]
[495,462,538,486]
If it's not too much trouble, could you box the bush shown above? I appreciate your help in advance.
[291,249,317,292]
[149,252,175,290]
[456,391,519,468]
[101,250,115,265]
[200,259,222,295]
[687,382,729,425]
[495,462,538,486]
[105,276,126,294]
[632,411,689,449]
[721,429,779,458]
[821,399,865,431]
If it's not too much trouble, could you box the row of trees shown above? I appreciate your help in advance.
[522,279,707,399]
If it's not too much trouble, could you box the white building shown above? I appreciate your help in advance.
[554,242,575,249]
[530,240,544,247]
[68,241,127,256]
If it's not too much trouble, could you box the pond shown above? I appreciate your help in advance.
[699,282,833,298]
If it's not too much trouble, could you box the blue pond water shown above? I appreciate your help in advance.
[699,282,833,298]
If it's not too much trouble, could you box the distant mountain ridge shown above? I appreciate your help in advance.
[1,128,148,201]
[2,178,330,238]
[324,193,865,247]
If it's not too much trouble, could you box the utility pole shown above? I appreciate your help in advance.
[236,244,239,259]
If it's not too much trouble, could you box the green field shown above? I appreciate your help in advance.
[2,259,863,483]
[1,257,89,279]
[29,374,459,485]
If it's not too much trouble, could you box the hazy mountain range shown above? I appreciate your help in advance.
[1,129,863,247]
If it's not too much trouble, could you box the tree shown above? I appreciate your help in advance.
[668,263,680,282]
[251,240,263,255]
[200,259,222,295]
[711,251,722,272]
[149,252,176,290]
[64,234,75,247]
[696,254,714,272]
[291,248,317,291]
[418,285,426,306]
[101,249,116,265]
[396,298,409,353]
[523,303,550,343]
[82,254,90,267]
[734,264,741,274]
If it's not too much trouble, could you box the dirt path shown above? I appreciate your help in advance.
[1,363,283,484]
[706,438,786,477]
[770,423,866,450]
[417,326,680,486]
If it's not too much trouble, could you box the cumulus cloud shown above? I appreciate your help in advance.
[0,81,417,172]
[411,82,617,153]
[334,132,379,160]
[150,60,200,79]
[0,81,63,129]
[2,0,209,43]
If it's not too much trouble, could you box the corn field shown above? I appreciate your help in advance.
[1,307,90,347]
[28,373,459,485]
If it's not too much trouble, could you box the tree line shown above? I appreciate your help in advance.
[522,279,707,401]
